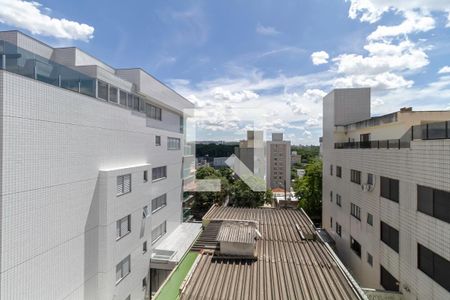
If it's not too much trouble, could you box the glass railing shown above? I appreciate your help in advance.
[335,120,450,149]
[0,40,96,97]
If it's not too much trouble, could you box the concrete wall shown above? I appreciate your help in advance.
[0,70,185,300]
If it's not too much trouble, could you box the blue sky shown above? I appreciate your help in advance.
[1,0,450,144]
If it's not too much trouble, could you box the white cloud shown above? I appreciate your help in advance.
[311,51,330,65]
[368,10,435,41]
[334,72,413,89]
[438,66,450,74]
[0,0,94,41]
[212,87,259,103]
[256,23,280,36]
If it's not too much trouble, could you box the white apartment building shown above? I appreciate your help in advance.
[0,31,200,300]
[267,133,291,191]
[322,88,450,299]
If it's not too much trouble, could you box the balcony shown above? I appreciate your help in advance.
[335,121,450,149]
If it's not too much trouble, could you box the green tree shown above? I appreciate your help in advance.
[231,177,272,208]
[294,159,322,223]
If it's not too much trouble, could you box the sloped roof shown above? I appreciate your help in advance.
[216,221,257,244]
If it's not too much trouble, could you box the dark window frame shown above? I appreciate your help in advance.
[418,243,450,292]
[350,236,362,257]
[380,221,399,253]
[350,169,361,184]
[418,185,450,224]
[380,176,399,202]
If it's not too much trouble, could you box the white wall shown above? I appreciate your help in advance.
[0,71,184,300]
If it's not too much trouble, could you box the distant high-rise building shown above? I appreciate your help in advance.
[267,133,291,191]
[322,87,450,299]
[234,130,265,178]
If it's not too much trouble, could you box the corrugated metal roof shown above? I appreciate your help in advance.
[180,206,367,300]
[216,221,257,244]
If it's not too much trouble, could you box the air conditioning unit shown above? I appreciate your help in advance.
[361,184,374,192]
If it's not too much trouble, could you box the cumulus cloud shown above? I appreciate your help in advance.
[438,66,450,74]
[311,51,330,65]
[256,23,280,36]
[212,87,259,103]
[368,10,435,41]
[0,0,94,41]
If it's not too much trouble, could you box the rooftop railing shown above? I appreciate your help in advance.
[335,120,450,149]
[0,40,96,97]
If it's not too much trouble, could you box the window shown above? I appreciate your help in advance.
[133,96,140,111]
[418,185,450,224]
[367,253,373,266]
[143,170,148,183]
[143,241,147,253]
[350,169,361,184]
[330,217,333,228]
[152,221,167,244]
[367,213,373,226]
[168,137,181,150]
[367,173,374,185]
[116,215,131,240]
[152,166,167,181]
[155,135,161,146]
[109,86,118,103]
[350,236,361,257]
[336,222,342,237]
[418,243,450,292]
[350,203,360,220]
[330,191,333,202]
[330,164,333,176]
[143,277,147,290]
[336,166,342,178]
[380,176,399,202]
[119,90,127,106]
[98,80,108,100]
[336,194,342,207]
[116,255,131,284]
[146,103,162,120]
[380,221,399,252]
[143,206,149,218]
[380,265,399,291]
[117,174,131,196]
[152,194,167,213]
[127,93,133,108]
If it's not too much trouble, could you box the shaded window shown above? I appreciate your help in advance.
[336,166,342,178]
[109,85,118,103]
[98,80,108,100]
[350,169,361,184]
[330,164,333,176]
[330,217,333,228]
[143,241,148,253]
[418,243,450,292]
[380,176,399,202]
[152,194,167,213]
[143,206,149,218]
[350,236,361,257]
[336,194,342,207]
[351,203,361,220]
[330,191,333,202]
[116,255,131,284]
[418,185,450,223]
[146,103,162,120]
[336,222,342,237]
[117,174,131,196]
[155,135,161,146]
[380,265,399,291]
[367,253,373,266]
[116,215,131,240]
[119,90,127,106]
[367,213,373,226]
[152,166,167,181]
[367,173,373,185]
[152,221,167,244]
[143,170,148,183]
[380,221,399,253]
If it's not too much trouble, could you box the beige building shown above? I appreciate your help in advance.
[322,88,450,299]
[267,133,291,191]
[234,130,265,179]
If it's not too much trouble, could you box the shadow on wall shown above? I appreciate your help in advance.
[84,176,101,300]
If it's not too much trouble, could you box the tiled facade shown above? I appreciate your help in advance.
[322,88,450,300]
[0,31,194,300]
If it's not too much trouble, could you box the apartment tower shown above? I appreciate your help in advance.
[266,133,291,191]
[0,31,199,300]
[322,88,450,299]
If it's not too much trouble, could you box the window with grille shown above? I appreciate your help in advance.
[152,166,167,181]
[117,174,131,196]
[116,215,131,240]
[168,137,181,150]
[152,194,167,213]
[116,255,131,284]
[350,169,361,184]
[350,203,361,220]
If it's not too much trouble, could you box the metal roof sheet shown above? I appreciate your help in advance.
[180,206,367,300]
[216,221,258,244]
